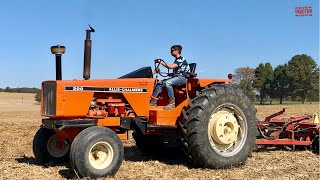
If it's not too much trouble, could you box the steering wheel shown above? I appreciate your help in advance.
[154,59,170,77]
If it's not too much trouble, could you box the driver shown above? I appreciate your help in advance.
[150,45,189,110]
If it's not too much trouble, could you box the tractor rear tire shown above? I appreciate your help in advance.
[70,126,124,178]
[132,132,182,157]
[33,127,70,164]
[179,84,258,168]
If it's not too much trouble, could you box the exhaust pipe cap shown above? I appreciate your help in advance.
[51,45,66,55]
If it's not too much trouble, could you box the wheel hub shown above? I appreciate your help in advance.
[209,111,239,145]
[89,142,114,170]
[47,134,69,158]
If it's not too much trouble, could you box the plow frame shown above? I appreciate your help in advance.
[256,108,319,147]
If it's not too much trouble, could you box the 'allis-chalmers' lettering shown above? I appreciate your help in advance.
[109,88,143,92]
[65,86,146,93]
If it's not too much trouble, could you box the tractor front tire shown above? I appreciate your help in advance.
[180,84,258,168]
[70,126,124,178]
[33,127,70,164]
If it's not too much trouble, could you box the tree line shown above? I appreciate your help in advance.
[232,54,319,104]
[0,87,40,93]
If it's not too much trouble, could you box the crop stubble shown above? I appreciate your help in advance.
[0,92,319,179]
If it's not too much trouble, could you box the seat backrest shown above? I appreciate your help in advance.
[189,63,196,73]
[187,63,197,78]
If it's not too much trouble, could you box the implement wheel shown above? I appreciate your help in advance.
[180,84,258,168]
[33,127,70,164]
[70,126,124,178]
[312,134,319,154]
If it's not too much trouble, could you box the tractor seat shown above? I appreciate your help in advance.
[174,63,197,94]
[187,63,197,78]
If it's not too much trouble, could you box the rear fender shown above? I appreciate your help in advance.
[186,78,231,100]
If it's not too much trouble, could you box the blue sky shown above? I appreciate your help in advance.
[0,0,318,88]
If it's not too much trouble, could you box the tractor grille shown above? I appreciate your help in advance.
[42,82,56,116]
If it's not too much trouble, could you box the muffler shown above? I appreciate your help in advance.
[83,25,95,80]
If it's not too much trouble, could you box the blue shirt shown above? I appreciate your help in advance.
[173,56,189,77]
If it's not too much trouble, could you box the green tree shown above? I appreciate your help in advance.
[232,67,255,101]
[253,63,274,104]
[35,91,41,102]
[307,88,319,101]
[308,65,320,101]
[287,54,318,104]
[273,64,290,104]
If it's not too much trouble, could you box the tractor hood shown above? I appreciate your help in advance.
[41,78,155,118]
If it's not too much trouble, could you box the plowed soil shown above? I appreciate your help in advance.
[0,92,319,179]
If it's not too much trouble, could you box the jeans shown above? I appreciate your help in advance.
[152,76,186,99]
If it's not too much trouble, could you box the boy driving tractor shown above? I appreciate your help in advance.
[150,45,189,110]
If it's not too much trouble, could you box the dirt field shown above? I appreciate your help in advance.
[0,92,319,180]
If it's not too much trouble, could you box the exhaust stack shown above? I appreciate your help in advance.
[83,25,95,80]
[51,45,66,80]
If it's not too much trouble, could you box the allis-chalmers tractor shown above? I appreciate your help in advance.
[33,26,259,178]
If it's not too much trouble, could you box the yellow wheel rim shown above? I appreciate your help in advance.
[207,104,248,157]
[89,142,114,170]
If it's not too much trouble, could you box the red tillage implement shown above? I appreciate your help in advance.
[256,108,319,153]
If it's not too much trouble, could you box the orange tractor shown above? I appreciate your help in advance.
[33,26,258,178]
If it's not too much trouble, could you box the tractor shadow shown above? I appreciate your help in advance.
[58,145,191,179]
[15,156,77,179]
[124,145,191,166]
[15,145,191,179]
[15,156,38,165]
[15,155,68,167]
[58,168,78,179]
